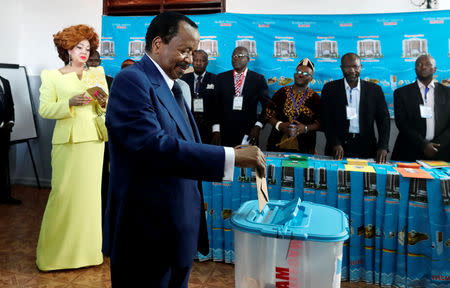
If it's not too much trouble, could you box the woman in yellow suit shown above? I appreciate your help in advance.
[36,25,108,271]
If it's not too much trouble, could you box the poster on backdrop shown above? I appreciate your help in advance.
[101,10,450,117]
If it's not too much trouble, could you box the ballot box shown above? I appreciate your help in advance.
[231,198,349,288]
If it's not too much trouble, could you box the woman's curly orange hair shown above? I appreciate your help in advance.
[53,24,99,65]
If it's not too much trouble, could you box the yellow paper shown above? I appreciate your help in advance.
[346,158,368,166]
[345,164,375,173]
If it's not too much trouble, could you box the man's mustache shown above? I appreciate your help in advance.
[177,63,190,70]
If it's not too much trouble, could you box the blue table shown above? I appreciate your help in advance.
[200,154,450,287]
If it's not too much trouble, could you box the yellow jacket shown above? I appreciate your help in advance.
[39,67,108,144]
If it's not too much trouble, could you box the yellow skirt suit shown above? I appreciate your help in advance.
[36,66,108,271]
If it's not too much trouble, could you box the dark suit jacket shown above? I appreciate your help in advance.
[321,78,390,158]
[0,76,14,124]
[214,69,270,147]
[103,55,225,269]
[392,81,450,162]
[181,71,216,144]
[0,76,14,198]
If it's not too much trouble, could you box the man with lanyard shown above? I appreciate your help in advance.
[321,52,390,163]
[181,50,216,144]
[392,54,450,162]
[212,46,270,147]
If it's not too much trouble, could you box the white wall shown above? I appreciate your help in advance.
[0,0,103,76]
[227,0,449,14]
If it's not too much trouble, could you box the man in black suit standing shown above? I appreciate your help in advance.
[321,52,390,163]
[212,46,270,147]
[181,50,216,144]
[0,76,20,204]
[392,55,450,162]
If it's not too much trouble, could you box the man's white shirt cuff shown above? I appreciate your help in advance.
[212,124,220,132]
[223,147,235,181]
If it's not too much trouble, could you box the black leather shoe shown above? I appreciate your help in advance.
[0,196,22,205]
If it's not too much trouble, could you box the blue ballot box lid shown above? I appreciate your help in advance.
[231,198,349,242]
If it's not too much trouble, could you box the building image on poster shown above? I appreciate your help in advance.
[357,39,382,58]
[274,39,297,58]
[128,39,145,57]
[199,38,219,57]
[100,40,115,57]
[315,39,339,59]
[236,38,257,57]
[402,37,428,58]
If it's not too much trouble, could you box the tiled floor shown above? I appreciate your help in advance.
[0,186,377,287]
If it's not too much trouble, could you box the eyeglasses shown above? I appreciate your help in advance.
[295,71,311,77]
[341,65,361,71]
[232,54,249,59]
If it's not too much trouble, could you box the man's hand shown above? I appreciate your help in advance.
[234,145,266,178]
[333,145,344,160]
[375,149,388,164]
[424,142,440,158]
[278,122,290,134]
[292,120,307,135]
[248,126,261,145]
[69,93,92,107]
[211,132,221,145]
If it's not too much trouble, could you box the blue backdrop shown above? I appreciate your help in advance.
[101,10,450,117]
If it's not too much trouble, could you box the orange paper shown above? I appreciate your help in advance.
[394,167,433,179]
[396,162,421,169]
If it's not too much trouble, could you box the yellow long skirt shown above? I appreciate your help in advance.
[36,141,104,271]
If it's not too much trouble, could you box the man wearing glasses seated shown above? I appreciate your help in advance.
[212,46,270,147]
[321,52,390,163]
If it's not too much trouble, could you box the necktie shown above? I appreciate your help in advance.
[195,75,202,97]
[235,73,243,96]
[172,81,194,137]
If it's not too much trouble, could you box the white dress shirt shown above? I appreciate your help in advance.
[417,80,435,141]
[344,78,361,134]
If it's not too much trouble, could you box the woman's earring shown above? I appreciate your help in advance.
[84,63,88,70]
[68,54,72,66]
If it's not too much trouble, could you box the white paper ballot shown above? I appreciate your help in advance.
[241,135,250,145]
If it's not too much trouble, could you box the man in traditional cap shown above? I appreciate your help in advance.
[321,52,390,163]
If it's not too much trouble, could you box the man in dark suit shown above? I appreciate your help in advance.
[0,76,20,204]
[321,53,390,163]
[103,12,265,287]
[212,46,270,147]
[392,55,450,162]
[181,49,216,144]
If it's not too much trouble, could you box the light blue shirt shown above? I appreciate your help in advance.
[344,78,361,134]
